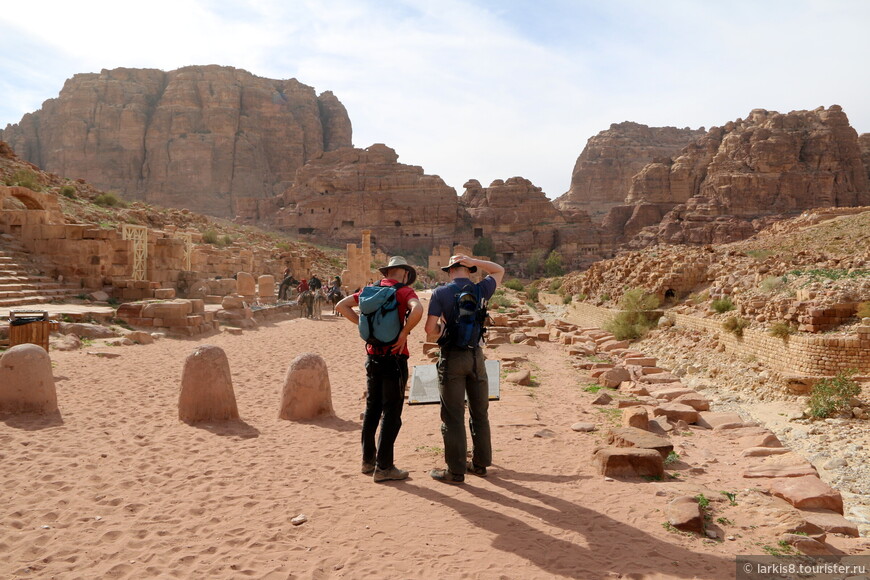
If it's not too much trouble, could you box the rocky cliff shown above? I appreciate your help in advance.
[270,144,461,252]
[554,122,705,219]
[609,106,870,247]
[461,177,607,272]
[0,66,352,218]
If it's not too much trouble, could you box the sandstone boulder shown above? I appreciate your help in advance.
[0,344,58,414]
[594,447,664,478]
[257,275,275,298]
[652,403,699,424]
[767,476,844,514]
[279,353,335,420]
[505,370,532,386]
[621,407,649,430]
[607,426,673,459]
[667,496,704,534]
[598,366,630,388]
[178,345,239,423]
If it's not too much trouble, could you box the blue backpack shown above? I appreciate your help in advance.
[439,283,488,349]
[358,283,405,346]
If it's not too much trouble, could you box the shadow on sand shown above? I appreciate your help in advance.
[0,410,64,431]
[395,466,734,579]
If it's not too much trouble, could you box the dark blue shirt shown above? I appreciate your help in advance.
[428,276,497,322]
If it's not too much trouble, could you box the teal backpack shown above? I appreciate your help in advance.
[358,283,405,347]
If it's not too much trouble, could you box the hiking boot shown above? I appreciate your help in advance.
[430,468,464,485]
[361,461,376,475]
[373,465,408,483]
[466,461,487,477]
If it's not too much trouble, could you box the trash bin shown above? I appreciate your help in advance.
[9,310,51,352]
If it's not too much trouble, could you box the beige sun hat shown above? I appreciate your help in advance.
[378,256,417,285]
[441,255,477,273]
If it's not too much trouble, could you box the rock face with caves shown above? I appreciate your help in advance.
[606,106,870,247]
[555,122,705,219]
[461,177,606,272]
[270,144,461,252]
[0,65,352,218]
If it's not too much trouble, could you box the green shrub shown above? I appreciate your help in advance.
[599,293,611,303]
[412,280,424,290]
[525,249,545,277]
[94,191,127,207]
[489,288,515,309]
[60,185,77,198]
[603,288,661,341]
[768,321,794,340]
[689,290,710,305]
[711,296,735,313]
[857,301,870,319]
[503,279,524,291]
[472,236,496,259]
[219,234,233,246]
[6,169,41,190]
[562,294,572,305]
[808,371,860,419]
[745,249,776,260]
[202,229,219,244]
[722,315,750,337]
[544,251,564,277]
[275,241,291,251]
[548,278,562,292]
[526,284,539,302]
[576,292,587,302]
[760,276,787,292]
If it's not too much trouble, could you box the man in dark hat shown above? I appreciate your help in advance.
[335,256,423,483]
[425,253,504,484]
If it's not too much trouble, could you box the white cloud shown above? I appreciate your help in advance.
[1,0,868,199]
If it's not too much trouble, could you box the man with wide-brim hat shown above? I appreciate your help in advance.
[335,256,422,483]
[425,253,504,485]
[379,256,417,286]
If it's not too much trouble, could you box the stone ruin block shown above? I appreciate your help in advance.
[279,353,335,421]
[0,344,59,415]
[594,447,664,478]
[178,345,239,423]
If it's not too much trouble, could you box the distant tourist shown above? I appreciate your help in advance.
[335,256,423,483]
[278,267,297,301]
[309,274,322,292]
[425,254,504,484]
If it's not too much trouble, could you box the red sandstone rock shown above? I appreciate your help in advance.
[667,496,704,534]
[0,344,58,415]
[178,345,239,423]
[621,407,649,430]
[0,66,352,218]
[279,353,335,420]
[767,476,844,514]
[607,426,672,458]
[593,447,664,478]
[555,122,705,220]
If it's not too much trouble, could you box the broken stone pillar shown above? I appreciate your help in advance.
[178,345,239,423]
[0,344,58,414]
[258,275,276,304]
[236,271,256,299]
[279,353,335,420]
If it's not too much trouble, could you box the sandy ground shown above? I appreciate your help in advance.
[2,296,868,579]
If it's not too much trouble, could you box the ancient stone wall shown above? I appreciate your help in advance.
[566,302,869,376]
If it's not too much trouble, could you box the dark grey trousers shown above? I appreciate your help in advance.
[436,347,492,475]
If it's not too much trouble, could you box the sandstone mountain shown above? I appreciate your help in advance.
[0,66,352,218]
[606,106,870,247]
[555,122,705,220]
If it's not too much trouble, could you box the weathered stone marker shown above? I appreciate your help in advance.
[178,345,239,423]
[279,353,335,420]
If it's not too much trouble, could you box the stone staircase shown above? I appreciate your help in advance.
[0,235,83,309]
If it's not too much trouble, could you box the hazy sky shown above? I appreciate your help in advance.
[1,0,868,198]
